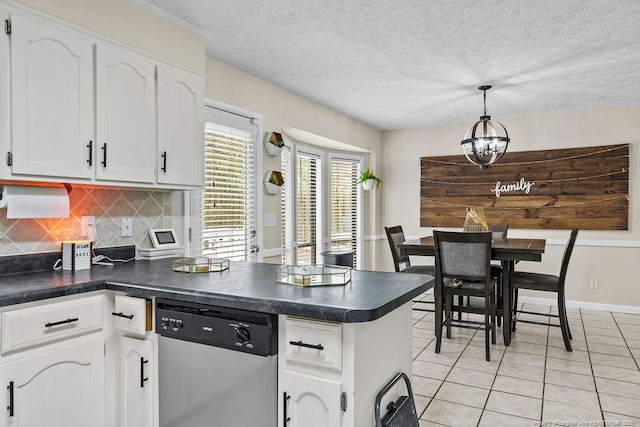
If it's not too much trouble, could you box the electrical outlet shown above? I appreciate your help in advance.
[590,278,599,289]
[121,217,133,237]
[264,213,277,227]
[81,215,95,240]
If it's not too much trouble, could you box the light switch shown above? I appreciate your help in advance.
[264,213,277,227]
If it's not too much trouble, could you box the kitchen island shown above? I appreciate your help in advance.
[0,259,433,426]
[0,259,431,322]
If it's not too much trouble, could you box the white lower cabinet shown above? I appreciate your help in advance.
[0,337,104,427]
[284,371,343,427]
[279,303,414,427]
[120,336,154,427]
[0,292,158,427]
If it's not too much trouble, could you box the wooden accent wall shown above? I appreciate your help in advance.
[420,144,629,230]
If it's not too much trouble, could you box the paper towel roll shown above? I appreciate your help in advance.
[0,185,70,218]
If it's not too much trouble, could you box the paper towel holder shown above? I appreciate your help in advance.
[0,183,72,218]
[0,182,72,200]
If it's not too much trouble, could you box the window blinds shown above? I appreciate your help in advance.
[330,158,359,268]
[281,146,294,265]
[201,116,257,261]
[296,153,318,265]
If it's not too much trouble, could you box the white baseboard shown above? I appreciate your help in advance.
[520,296,640,315]
[414,293,640,314]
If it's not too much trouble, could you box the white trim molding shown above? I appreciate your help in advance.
[262,247,285,258]
[370,233,640,249]
[130,0,204,35]
[365,234,385,241]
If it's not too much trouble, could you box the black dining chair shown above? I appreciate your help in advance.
[433,231,496,361]
[488,224,507,326]
[459,225,506,325]
[385,226,435,312]
[510,228,579,352]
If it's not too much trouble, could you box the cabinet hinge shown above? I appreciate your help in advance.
[4,19,10,35]
[188,227,192,243]
[340,392,347,412]
[6,151,12,166]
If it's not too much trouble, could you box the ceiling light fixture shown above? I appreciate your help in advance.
[461,85,510,169]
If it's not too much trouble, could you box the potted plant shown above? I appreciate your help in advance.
[356,168,382,190]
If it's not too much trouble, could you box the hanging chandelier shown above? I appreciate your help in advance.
[461,85,510,169]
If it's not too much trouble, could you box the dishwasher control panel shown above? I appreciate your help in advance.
[155,299,277,356]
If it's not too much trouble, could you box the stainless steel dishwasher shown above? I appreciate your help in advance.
[156,299,278,427]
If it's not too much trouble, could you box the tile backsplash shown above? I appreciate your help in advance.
[0,187,172,256]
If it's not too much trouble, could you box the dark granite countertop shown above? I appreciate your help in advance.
[0,259,433,323]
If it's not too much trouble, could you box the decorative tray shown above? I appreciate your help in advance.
[275,265,352,287]
[172,257,229,273]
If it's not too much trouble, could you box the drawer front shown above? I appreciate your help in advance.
[286,317,342,371]
[113,295,152,335]
[1,295,103,354]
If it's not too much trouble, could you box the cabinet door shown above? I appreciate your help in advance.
[120,336,154,427]
[0,337,104,427]
[284,371,342,427]
[95,43,156,183]
[9,12,94,179]
[156,64,204,187]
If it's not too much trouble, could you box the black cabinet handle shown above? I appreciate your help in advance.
[111,312,134,320]
[140,357,149,388]
[6,381,13,417]
[161,151,167,173]
[289,340,324,351]
[45,317,79,328]
[87,140,93,166]
[101,143,107,167]
[283,392,290,425]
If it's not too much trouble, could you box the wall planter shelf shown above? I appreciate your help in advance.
[264,170,284,194]
[263,132,284,156]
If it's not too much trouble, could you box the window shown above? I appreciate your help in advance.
[329,156,362,268]
[296,151,321,265]
[281,143,363,268]
[196,107,258,261]
[281,147,323,265]
[281,145,294,265]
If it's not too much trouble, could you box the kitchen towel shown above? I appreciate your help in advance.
[0,185,70,218]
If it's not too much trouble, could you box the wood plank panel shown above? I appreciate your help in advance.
[420,144,629,230]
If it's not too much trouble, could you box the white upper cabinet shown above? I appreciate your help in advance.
[96,43,156,183]
[157,64,204,187]
[9,12,94,179]
[2,7,204,189]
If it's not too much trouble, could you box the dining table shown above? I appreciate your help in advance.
[398,235,546,345]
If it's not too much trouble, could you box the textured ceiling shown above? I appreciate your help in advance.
[137,0,640,130]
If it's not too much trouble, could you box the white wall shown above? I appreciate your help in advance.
[9,0,205,72]
[381,105,640,308]
[205,57,383,266]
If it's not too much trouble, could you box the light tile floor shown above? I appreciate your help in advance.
[410,299,640,426]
